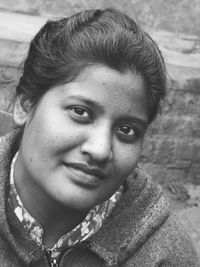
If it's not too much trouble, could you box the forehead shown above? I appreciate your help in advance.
[66,65,145,101]
[76,65,144,93]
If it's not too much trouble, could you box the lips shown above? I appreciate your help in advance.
[64,162,107,187]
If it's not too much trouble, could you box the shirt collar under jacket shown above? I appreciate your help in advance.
[9,151,123,257]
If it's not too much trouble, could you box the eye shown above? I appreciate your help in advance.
[71,107,89,117]
[69,106,91,122]
[116,124,138,142]
[118,125,135,135]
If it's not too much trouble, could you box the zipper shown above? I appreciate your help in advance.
[49,258,59,267]
[46,248,61,267]
[45,245,74,266]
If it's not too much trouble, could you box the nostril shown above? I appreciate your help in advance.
[80,139,113,162]
[80,124,113,161]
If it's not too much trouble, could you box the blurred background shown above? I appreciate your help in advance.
[0,0,200,253]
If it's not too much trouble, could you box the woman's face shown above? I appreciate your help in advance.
[14,65,149,211]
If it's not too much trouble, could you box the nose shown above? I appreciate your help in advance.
[80,124,113,162]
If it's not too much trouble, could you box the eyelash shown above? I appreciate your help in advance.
[116,125,139,142]
[69,106,92,122]
[68,106,140,142]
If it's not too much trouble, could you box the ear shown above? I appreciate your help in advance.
[13,95,31,126]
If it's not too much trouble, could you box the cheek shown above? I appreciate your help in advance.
[24,114,76,154]
[114,143,143,180]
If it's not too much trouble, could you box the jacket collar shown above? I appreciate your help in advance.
[0,130,45,265]
[87,167,170,266]
[0,131,170,266]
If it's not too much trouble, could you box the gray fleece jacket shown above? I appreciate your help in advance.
[0,131,199,266]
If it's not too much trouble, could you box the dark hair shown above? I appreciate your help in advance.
[16,8,166,123]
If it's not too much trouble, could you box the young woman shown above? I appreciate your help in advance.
[0,8,199,267]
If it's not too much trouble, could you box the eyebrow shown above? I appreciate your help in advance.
[67,95,105,112]
[118,115,148,129]
[67,95,148,129]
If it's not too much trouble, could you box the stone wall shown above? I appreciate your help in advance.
[0,0,200,36]
[0,0,200,187]
[141,64,200,186]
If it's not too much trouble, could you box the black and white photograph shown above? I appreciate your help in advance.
[0,0,200,266]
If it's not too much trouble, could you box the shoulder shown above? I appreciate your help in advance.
[122,209,200,267]
[0,130,20,157]
[0,111,14,137]
[118,168,200,266]
[157,213,200,266]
